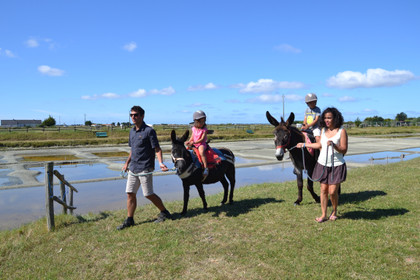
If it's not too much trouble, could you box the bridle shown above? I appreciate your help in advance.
[171,151,195,179]
[276,131,291,150]
[276,128,305,152]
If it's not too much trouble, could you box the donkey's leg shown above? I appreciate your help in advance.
[306,176,320,203]
[295,172,304,205]
[219,176,229,205]
[225,165,236,204]
[195,183,208,211]
[181,184,191,215]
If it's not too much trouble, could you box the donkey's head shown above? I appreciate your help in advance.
[170,130,193,177]
[266,111,295,161]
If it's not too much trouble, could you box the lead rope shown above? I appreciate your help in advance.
[120,167,176,178]
[301,142,335,182]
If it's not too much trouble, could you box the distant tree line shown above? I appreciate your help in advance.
[350,112,419,127]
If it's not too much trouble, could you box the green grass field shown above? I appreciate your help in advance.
[1,157,419,279]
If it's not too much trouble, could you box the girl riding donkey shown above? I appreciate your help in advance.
[185,110,210,180]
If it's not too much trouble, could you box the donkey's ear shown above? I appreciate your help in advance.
[285,112,295,127]
[180,129,189,142]
[266,111,279,127]
[170,130,177,143]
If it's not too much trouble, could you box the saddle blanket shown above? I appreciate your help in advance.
[302,132,315,156]
[191,147,226,169]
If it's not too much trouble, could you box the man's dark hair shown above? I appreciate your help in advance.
[131,106,145,116]
[320,107,344,128]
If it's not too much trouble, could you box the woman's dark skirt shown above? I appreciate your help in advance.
[312,162,347,184]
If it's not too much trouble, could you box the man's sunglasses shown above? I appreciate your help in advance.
[130,113,139,117]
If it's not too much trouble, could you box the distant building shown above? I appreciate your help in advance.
[1,119,42,128]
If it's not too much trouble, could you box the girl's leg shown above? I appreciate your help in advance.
[318,183,329,221]
[329,184,339,218]
[198,145,208,169]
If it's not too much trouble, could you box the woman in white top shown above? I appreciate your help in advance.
[297,107,348,223]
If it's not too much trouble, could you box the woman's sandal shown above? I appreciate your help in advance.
[329,215,338,221]
[315,217,328,223]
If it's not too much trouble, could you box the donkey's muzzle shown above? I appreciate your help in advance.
[275,148,284,161]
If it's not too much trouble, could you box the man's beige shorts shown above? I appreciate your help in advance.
[125,170,154,197]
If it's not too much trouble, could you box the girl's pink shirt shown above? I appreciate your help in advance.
[192,126,208,148]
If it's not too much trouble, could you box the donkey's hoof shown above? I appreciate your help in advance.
[294,202,301,206]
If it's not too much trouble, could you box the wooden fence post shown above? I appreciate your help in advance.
[69,189,74,215]
[60,177,67,215]
[45,162,55,231]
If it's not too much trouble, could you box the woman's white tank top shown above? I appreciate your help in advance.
[317,128,345,167]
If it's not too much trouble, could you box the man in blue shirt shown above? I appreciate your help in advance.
[117,106,172,230]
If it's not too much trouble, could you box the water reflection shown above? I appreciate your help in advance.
[0,162,294,230]
[31,163,120,183]
[346,151,418,165]
[1,150,420,231]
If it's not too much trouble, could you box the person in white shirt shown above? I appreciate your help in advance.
[297,107,348,223]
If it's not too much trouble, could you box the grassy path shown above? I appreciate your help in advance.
[1,158,419,279]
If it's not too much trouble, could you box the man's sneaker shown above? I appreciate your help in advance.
[117,218,134,230]
[154,210,173,223]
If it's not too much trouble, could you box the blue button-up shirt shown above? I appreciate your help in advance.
[128,122,160,173]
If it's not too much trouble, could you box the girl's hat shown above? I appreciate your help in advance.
[193,110,206,120]
[305,93,318,103]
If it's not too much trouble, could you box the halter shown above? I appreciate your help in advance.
[276,129,305,152]
[276,130,292,150]
[171,154,196,179]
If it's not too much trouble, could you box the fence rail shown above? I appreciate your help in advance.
[45,162,78,231]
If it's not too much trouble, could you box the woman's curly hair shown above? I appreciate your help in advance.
[320,107,344,129]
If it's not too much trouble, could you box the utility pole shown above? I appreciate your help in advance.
[282,94,285,119]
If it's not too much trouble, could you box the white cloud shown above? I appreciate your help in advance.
[38,65,65,76]
[274,43,302,54]
[25,37,57,49]
[102,93,120,99]
[339,96,356,102]
[363,108,378,114]
[285,94,303,101]
[327,68,416,89]
[129,89,147,98]
[25,38,39,48]
[82,86,175,101]
[249,94,303,103]
[187,82,218,91]
[237,79,306,93]
[81,93,120,100]
[123,42,137,52]
[150,86,175,96]
[0,48,16,58]
[5,50,15,57]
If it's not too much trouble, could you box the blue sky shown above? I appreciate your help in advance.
[1,1,419,125]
